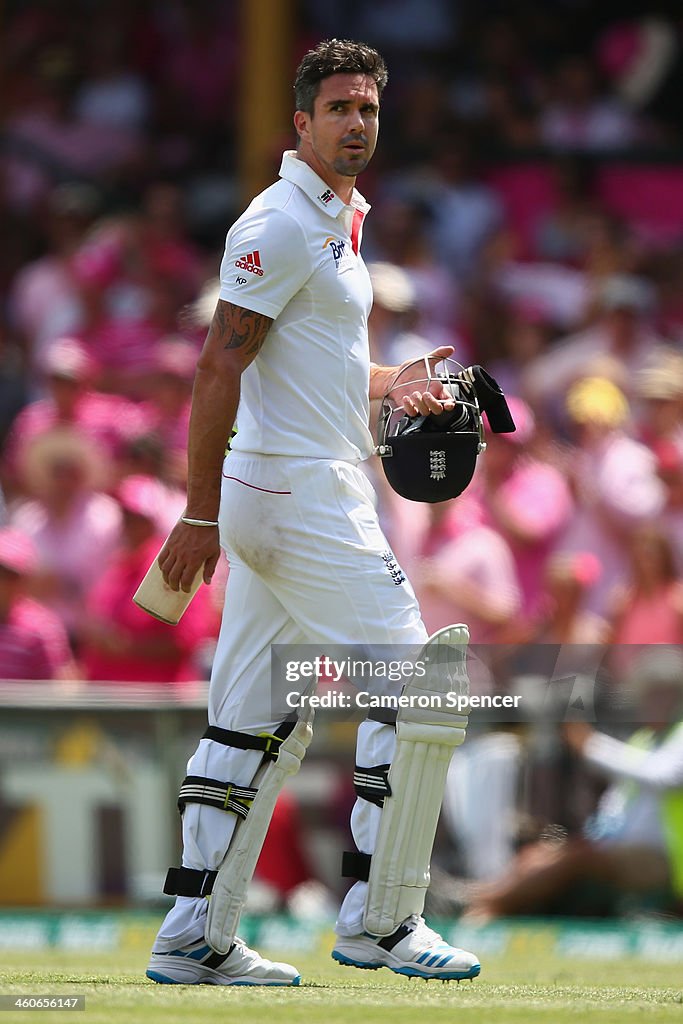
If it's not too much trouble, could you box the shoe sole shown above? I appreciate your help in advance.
[331,950,480,981]
[146,968,301,987]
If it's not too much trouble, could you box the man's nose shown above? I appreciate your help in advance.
[346,107,364,132]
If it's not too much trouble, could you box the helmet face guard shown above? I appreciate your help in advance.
[376,356,515,503]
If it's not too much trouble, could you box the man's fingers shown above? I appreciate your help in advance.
[203,552,220,585]
[401,394,420,416]
[158,544,172,570]
[402,390,455,417]
[422,392,450,414]
[426,345,454,363]
[165,558,183,592]
[180,563,199,593]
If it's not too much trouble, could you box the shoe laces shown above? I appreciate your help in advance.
[408,915,448,950]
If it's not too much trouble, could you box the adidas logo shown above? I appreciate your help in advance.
[234,251,264,276]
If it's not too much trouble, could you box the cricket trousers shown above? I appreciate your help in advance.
[154,452,427,950]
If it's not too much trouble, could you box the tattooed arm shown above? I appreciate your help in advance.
[159,300,273,591]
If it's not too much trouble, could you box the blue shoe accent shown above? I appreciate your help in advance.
[164,945,211,962]
[331,950,383,971]
[146,968,301,987]
[390,962,481,981]
[332,953,481,982]
[230,976,301,987]
[146,970,179,985]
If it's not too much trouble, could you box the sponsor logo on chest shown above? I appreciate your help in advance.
[323,236,350,269]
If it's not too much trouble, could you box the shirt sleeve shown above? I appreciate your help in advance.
[583,729,683,791]
[218,207,312,320]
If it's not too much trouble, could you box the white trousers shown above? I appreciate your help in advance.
[154,453,427,950]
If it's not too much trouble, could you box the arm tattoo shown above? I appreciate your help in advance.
[211,300,272,358]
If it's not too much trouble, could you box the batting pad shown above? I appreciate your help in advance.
[205,714,314,954]
[363,624,470,936]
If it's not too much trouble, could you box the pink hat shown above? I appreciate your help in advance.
[0,529,37,575]
[117,475,164,526]
[42,337,95,381]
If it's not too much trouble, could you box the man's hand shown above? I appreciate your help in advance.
[371,345,457,416]
[158,521,220,592]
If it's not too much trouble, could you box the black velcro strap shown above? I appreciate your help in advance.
[366,707,397,726]
[204,948,233,968]
[341,850,371,881]
[377,922,413,951]
[203,720,295,762]
[163,866,217,897]
[177,775,257,819]
[353,764,391,808]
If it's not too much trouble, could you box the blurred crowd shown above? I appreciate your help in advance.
[2,0,683,915]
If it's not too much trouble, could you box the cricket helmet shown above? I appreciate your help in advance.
[376,356,515,503]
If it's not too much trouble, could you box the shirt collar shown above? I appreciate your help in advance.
[279,151,370,219]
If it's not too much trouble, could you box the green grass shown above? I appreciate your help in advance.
[1,945,682,1024]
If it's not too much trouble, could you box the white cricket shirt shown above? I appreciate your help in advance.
[218,151,374,461]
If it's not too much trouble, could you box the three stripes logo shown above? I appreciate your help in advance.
[235,250,264,276]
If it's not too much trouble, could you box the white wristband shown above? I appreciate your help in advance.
[181,516,219,527]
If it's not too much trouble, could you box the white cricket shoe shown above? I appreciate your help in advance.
[332,915,480,981]
[146,937,301,986]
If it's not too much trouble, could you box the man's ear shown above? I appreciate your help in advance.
[293,110,310,142]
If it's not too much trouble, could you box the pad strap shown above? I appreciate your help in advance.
[178,775,257,819]
[164,866,217,897]
[342,850,371,881]
[366,708,397,726]
[353,764,392,808]
[203,721,295,761]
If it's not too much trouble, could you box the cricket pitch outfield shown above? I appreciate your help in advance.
[1,943,682,1024]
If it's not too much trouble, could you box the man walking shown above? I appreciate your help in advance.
[146,38,480,987]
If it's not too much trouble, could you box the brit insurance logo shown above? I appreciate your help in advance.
[235,250,264,276]
[323,236,346,268]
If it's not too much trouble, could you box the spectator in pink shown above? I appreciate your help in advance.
[3,337,146,492]
[9,183,99,370]
[2,62,141,213]
[0,528,74,681]
[523,275,664,424]
[70,217,169,393]
[657,443,683,572]
[137,337,196,485]
[539,54,641,151]
[408,493,521,645]
[9,428,122,636]
[635,349,683,462]
[607,526,683,680]
[531,552,606,646]
[478,398,573,620]
[78,475,216,685]
[557,377,666,617]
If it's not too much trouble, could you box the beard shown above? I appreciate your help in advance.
[332,151,371,177]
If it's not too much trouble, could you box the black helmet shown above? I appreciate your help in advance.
[376,356,515,503]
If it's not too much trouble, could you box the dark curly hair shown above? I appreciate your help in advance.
[294,39,388,115]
